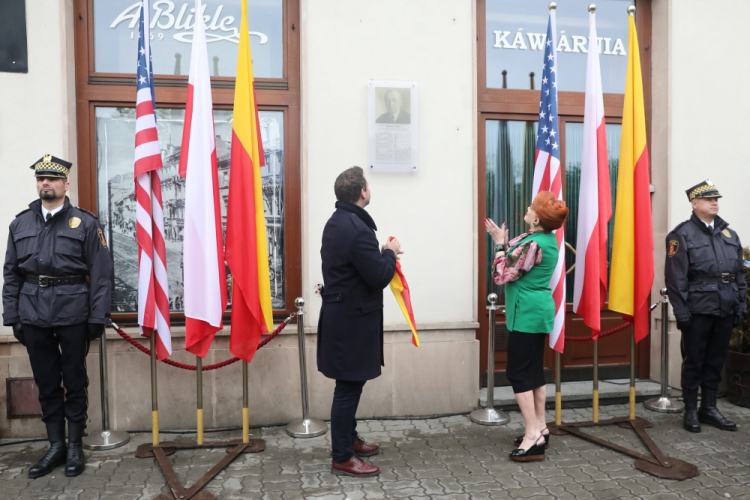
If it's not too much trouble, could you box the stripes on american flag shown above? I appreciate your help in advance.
[531,8,566,353]
[134,0,171,360]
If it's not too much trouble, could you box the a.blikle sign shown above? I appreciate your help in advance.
[94,0,283,78]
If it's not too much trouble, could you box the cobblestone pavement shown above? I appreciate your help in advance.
[1,401,749,499]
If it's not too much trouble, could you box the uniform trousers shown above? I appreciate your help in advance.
[24,323,89,424]
[331,379,366,463]
[680,314,734,393]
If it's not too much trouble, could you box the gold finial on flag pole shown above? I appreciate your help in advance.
[628,5,636,16]
[548,2,557,10]
[588,4,596,13]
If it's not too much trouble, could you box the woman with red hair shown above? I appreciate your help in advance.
[485,191,569,462]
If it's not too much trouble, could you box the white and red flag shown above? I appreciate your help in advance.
[134,0,171,360]
[531,8,566,353]
[179,0,227,357]
[572,8,612,341]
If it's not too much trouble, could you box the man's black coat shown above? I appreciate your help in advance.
[317,201,396,381]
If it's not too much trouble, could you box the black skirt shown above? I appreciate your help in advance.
[506,330,547,394]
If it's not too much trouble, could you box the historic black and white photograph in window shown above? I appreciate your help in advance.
[95,107,286,314]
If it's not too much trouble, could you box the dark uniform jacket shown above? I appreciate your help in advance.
[665,212,747,322]
[3,197,113,327]
[317,201,397,381]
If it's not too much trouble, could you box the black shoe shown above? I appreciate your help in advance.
[29,421,67,479]
[683,391,701,433]
[65,421,86,477]
[509,434,546,462]
[514,428,549,449]
[699,388,737,431]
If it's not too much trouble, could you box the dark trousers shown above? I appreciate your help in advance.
[24,324,89,424]
[680,314,734,393]
[331,379,366,463]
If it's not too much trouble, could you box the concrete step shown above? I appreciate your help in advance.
[479,379,669,410]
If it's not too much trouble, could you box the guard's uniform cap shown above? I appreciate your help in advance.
[30,155,72,179]
[686,179,722,201]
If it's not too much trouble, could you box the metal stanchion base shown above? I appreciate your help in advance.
[469,408,510,426]
[643,396,685,413]
[285,418,328,438]
[83,430,130,450]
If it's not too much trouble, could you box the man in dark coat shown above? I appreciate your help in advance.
[3,155,112,478]
[317,166,401,477]
[665,180,746,433]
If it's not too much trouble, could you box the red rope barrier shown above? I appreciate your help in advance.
[109,314,295,371]
[565,301,661,342]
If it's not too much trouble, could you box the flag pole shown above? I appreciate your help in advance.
[150,331,159,446]
[197,356,204,445]
[593,339,599,423]
[555,351,562,426]
[629,329,636,420]
[242,361,249,443]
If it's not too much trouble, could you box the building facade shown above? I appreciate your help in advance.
[0,0,748,437]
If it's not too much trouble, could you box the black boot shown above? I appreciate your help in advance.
[65,421,86,477]
[699,388,737,431]
[29,421,67,478]
[683,391,701,433]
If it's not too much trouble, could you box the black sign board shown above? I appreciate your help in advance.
[0,0,29,73]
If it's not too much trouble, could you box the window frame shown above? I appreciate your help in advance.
[476,0,652,381]
[73,0,301,324]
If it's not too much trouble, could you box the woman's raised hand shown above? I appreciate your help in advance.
[484,219,508,245]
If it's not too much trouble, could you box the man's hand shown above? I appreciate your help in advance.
[12,323,25,346]
[383,237,403,256]
[735,312,745,328]
[676,316,691,332]
[87,323,105,341]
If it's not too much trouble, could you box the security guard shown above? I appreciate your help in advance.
[665,180,746,433]
[2,155,112,478]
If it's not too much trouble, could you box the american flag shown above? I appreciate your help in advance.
[134,0,172,360]
[531,8,566,353]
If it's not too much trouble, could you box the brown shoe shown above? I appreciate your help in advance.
[353,436,380,457]
[331,456,380,477]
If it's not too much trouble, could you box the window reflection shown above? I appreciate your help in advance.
[95,107,286,313]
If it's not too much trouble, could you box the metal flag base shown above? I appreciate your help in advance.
[549,416,698,481]
[136,439,265,500]
[285,418,328,438]
[643,395,685,413]
[83,430,131,450]
[469,408,510,426]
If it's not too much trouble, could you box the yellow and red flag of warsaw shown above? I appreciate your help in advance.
[388,239,419,347]
[608,13,654,344]
[225,0,273,362]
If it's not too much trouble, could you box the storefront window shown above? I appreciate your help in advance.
[95,107,286,313]
[93,0,283,78]
[485,119,537,303]
[486,0,631,93]
[564,121,622,302]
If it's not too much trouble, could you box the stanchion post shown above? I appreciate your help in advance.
[470,293,510,425]
[242,361,250,443]
[554,351,562,426]
[286,297,328,438]
[197,356,204,445]
[593,340,599,423]
[83,325,130,450]
[629,329,636,420]
[644,288,685,413]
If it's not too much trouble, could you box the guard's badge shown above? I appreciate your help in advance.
[68,216,81,229]
[722,228,732,238]
[668,240,679,258]
[97,228,108,248]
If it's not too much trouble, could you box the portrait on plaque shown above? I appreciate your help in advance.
[368,80,419,172]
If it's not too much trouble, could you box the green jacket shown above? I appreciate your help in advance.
[504,231,559,334]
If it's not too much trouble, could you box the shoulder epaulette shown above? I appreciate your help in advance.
[75,207,99,219]
[15,208,31,218]
[672,220,689,232]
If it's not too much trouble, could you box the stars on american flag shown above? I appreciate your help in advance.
[535,19,560,159]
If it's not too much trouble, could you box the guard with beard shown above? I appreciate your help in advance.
[2,155,113,478]
[665,180,746,433]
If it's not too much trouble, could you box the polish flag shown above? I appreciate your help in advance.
[573,8,612,340]
[179,0,227,357]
